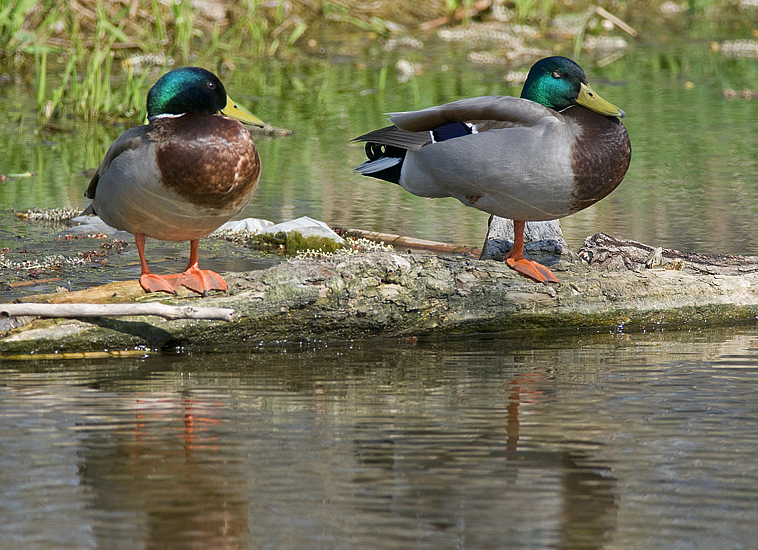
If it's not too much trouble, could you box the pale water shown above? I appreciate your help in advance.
[2,328,758,549]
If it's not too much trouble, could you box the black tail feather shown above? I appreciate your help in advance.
[355,142,405,184]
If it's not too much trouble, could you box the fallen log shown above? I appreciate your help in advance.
[3,232,758,355]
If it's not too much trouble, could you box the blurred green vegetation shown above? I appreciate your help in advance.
[2,0,758,256]
[0,0,754,123]
[4,25,758,253]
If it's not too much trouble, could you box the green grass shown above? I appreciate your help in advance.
[1,0,290,123]
[0,0,747,123]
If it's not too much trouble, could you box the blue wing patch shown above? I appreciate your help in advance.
[431,122,473,143]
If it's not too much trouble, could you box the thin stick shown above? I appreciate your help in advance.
[595,6,637,37]
[345,229,481,257]
[1,303,234,322]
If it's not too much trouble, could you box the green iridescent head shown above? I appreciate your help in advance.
[521,56,625,118]
[146,67,264,126]
[147,67,227,118]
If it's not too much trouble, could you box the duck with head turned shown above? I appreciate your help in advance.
[85,66,264,295]
[354,56,631,284]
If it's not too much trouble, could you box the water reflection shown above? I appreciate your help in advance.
[351,372,618,549]
[3,328,758,549]
[79,397,248,550]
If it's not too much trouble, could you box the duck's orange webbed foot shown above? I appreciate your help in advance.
[506,257,559,285]
[180,267,228,295]
[504,220,560,284]
[139,273,183,294]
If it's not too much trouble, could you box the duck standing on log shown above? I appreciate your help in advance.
[354,56,631,284]
[85,67,264,295]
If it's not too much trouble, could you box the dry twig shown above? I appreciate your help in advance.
[1,303,234,322]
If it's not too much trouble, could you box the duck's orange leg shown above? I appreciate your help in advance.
[135,233,182,294]
[505,220,559,284]
[179,239,227,295]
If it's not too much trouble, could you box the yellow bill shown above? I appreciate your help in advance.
[577,82,625,119]
[221,96,265,127]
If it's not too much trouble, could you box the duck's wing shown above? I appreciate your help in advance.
[353,125,431,151]
[353,96,560,152]
[388,96,559,133]
[356,97,577,220]
[84,126,150,201]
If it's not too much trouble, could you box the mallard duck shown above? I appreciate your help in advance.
[85,67,264,295]
[354,56,631,284]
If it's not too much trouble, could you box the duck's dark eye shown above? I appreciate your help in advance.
[207,81,216,90]
[552,71,562,79]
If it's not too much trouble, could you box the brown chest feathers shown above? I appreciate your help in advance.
[566,106,632,214]
[149,114,261,210]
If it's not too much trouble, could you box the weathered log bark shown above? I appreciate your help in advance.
[3,232,758,355]
[578,233,758,275]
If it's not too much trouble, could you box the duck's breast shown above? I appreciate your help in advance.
[565,105,631,214]
[94,115,260,241]
[151,114,261,212]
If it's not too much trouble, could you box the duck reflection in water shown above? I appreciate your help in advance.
[352,373,618,549]
[78,397,249,550]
